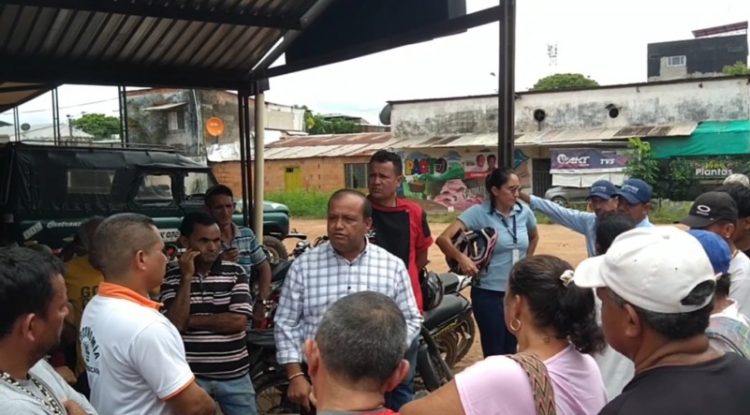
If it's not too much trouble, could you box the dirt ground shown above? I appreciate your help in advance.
[283,220,588,371]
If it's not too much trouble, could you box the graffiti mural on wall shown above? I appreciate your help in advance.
[400,148,530,211]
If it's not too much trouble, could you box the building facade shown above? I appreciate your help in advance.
[389,75,750,210]
[126,88,306,156]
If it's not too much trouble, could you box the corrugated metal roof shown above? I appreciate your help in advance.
[515,123,697,146]
[267,132,391,147]
[392,123,698,149]
[0,82,56,113]
[264,132,402,160]
[0,0,320,89]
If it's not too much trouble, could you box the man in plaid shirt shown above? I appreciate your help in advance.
[274,189,422,412]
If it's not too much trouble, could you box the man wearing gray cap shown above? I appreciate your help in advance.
[574,227,750,414]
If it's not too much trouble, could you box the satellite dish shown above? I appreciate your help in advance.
[379,104,391,125]
[21,123,30,131]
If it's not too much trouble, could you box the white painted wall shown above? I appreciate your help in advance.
[391,77,750,138]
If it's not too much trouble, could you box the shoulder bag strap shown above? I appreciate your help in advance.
[507,352,557,415]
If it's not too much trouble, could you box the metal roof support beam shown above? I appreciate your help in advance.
[497,0,515,168]
[259,5,503,79]
[4,0,301,30]
[248,0,339,77]
[0,61,250,89]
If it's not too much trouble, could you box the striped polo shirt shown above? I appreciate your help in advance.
[161,260,252,380]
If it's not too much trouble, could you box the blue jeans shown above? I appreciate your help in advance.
[385,336,419,411]
[196,374,257,415]
[471,287,517,357]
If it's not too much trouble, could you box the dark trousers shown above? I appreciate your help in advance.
[471,287,517,357]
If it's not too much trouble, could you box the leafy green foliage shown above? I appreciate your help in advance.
[722,62,750,76]
[624,137,660,186]
[531,73,599,91]
[266,190,332,219]
[302,109,360,134]
[71,113,121,139]
[665,159,696,201]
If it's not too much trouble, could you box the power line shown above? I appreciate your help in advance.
[8,97,119,114]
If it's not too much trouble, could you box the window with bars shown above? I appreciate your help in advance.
[665,55,686,67]
[344,163,368,189]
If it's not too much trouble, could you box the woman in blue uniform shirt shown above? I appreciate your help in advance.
[437,167,539,356]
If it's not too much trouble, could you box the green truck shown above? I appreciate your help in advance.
[0,142,294,261]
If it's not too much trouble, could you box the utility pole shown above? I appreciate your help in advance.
[497,0,516,168]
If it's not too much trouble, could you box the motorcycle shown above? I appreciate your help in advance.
[415,271,474,391]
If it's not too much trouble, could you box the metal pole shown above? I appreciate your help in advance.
[237,91,249,228]
[253,83,265,238]
[13,107,20,142]
[51,88,60,145]
[244,94,253,228]
[119,85,130,144]
[498,0,516,168]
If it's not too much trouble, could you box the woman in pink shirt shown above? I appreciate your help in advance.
[402,255,607,415]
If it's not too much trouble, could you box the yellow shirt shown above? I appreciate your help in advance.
[64,254,104,376]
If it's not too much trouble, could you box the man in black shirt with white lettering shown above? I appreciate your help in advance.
[574,227,750,414]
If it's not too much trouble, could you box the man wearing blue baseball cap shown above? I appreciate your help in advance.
[519,179,618,257]
[614,178,654,228]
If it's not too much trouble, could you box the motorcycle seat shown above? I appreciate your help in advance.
[423,294,467,329]
[439,272,460,294]
[246,328,276,348]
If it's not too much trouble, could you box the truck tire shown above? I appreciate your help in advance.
[263,236,288,264]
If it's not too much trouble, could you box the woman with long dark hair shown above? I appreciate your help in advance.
[436,167,539,356]
[402,255,607,415]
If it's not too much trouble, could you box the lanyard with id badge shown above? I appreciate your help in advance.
[499,212,520,265]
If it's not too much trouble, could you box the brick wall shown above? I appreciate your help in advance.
[210,156,370,196]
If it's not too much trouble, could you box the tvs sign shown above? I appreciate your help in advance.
[551,149,628,171]
[556,153,592,168]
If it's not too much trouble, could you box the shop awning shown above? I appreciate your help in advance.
[515,123,696,147]
[142,102,188,112]
[392,123,696,150]
[650,121,750,159]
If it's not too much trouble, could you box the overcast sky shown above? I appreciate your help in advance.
[2,0,749,126]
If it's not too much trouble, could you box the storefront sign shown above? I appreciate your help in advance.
[551,148,629,171]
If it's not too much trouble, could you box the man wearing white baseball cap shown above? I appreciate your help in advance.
[574,227,750,414]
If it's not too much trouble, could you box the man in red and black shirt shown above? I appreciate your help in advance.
[368,150,433,311]
[367,149,432,410]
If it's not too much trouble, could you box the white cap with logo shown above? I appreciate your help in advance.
[574,227,716,314]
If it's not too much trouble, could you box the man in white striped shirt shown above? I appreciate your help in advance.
[275,189,422,412]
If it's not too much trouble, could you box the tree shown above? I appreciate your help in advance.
[303,108,360,134]
[531,73,599,91]
[722,62,750,76]
[71,113,121,139]
[624,137,660,189]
